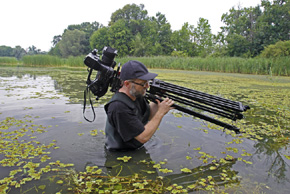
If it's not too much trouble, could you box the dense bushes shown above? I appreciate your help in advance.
[260,40,290,58]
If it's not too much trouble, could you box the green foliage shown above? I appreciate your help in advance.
[194,18,214,57]
[109,3,148,26]
[58,29,87,58]
[260,40,290,58]
[221,0,290,57]
[22,55,84,67]
[0,57,19,65]
[226,34,251,57]
[108,20,133,57]
[0,45,26,59]
[50,22,102,57]
[18,53,290,76]
[0,116,74,193]
[90,27,110,51]
[26,45,44,55]
[90,4,174,57]
[3,1,290,59]
[0,45,14,57]
[48,43,61,57]
[23,55,65,66]
[170,22,197,57]
[259,0,290,45]
[118,56,290,76]
[171,51,188,57]
[132,32,147,56]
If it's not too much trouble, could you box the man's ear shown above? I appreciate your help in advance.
[123,80,131,87]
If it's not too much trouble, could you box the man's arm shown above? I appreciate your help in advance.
[148,101,158,120]
[135,98,174,144]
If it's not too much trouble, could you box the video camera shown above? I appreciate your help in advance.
[84,46,121,99]
[83,46,250,133]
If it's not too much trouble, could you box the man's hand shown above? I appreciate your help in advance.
[135,97,174,144]
[156,97,174,116]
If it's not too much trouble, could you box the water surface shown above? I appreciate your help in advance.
[1,66,290,193]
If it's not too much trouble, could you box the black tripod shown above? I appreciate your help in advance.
[146,79,250,133]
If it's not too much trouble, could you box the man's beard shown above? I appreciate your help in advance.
[129,84,146,98]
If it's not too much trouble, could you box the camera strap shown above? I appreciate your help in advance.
[83,68,96,122]
[83,86,96,122]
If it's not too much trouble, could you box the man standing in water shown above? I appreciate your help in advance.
[104,60,174,151]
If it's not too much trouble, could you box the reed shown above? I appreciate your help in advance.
[0,57,19,65]
[22,55,85,67]
[116,56,290,76]
[66,56,85,67]
[21,55,290,76]
[22,55,65,66]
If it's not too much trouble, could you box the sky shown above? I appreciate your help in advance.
[0,0,262,52]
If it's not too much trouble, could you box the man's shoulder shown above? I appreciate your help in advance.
[107,100,128,110]
[105,92,135,110]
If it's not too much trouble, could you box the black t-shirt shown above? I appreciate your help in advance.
[107,101,145,141]
[105,95,149,150]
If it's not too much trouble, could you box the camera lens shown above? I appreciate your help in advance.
[101,47,118,66]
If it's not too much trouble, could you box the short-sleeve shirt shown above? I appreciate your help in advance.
[105,93,150,151]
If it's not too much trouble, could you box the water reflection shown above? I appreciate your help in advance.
[254,138,290,183]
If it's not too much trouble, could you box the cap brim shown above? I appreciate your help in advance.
[137,72,158,80]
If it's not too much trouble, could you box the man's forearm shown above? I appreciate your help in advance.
[149,102,158,120]
[135,111,164,144]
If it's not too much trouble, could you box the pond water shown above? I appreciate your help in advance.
[0,66,290,193]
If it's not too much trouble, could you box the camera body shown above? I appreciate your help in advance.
[84,46,120,99]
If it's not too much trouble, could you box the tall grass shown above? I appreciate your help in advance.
[22,55,85,67]
[23,55,65,66]
[0,57,19,65]
[118,56,290,76]
[21,55,290,76]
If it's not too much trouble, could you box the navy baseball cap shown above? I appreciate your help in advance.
[120,60,158,81]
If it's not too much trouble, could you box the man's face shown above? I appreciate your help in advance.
[128,79,149,98]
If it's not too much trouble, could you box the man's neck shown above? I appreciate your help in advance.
[119,87,136,101]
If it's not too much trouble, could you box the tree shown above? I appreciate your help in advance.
[108,4,157,56]
[193,18,214,57]
[52,35,62,47]
[13,46,26,59]
[0,45,14,57]
[58,29,87,57]
[260,40,290,57]
[226,34,251,57]
[0,45,26,59]
[150,12,173,55]
[65,22,102,54]
[171,22,197,57]
[50,21,102,56]
[108,20,133,57]
[131,32,147,56]
[67,21,101,35]
[258,0,290,45]
[109,4,148,27]
[48,43,61,57]
[90,27,110,51]
[26,45,42,55]
[221,5,263,57]
[221,0,290,57]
